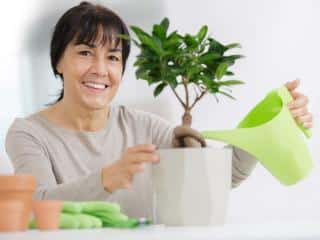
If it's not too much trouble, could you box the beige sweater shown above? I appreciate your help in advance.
[5,105,257,218]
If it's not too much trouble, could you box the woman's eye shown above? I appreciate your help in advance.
[78,51,92,56]
[109,55,120,61]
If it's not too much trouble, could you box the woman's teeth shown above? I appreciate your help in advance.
[83,82,107,89]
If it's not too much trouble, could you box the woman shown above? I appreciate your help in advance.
[5,2,313,218]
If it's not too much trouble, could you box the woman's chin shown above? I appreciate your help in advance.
[82,99,110,111]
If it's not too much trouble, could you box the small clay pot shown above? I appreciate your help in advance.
[0,201,28,232]
[0,174,36,230]
[33,200,62,230]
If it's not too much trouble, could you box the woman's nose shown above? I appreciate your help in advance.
[92,57,108,77]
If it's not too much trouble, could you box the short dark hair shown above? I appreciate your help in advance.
[50,1,131,103]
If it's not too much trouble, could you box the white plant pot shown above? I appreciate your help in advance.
[152,147,232,226]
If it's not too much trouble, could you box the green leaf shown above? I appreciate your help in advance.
[152,24,166,41]
[225,43,241,50]
[117,34,140,47]
[215,62,228,80]
[163,31,182,49]
[208,38,225,55]
[130,26,151,40]
[217,80,244,86]
[197,25,208,43]
[224,54,244,62]
[219,91,236,100]
[199,52,220,63]
[184,34,198,47]
[160,18,169,34]
[117,34,130,40]
[153,82,167,97]
[135,68,149,80]
[131,26,163,56]
[225,71,234,76]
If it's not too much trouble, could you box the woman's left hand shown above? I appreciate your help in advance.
[285,79,313,128]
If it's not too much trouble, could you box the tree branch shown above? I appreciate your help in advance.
[182,77,190,109]
[190,89,208,110]
[169,84,187,109]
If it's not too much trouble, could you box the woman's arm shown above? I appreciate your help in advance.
[5,128,110,201]
[230,146,257,188]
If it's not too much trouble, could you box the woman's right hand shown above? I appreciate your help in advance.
[101,144,159,193]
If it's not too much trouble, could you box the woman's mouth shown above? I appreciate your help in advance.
[82,81,109,94]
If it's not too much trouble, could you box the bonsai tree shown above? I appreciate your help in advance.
[121,18,244,127]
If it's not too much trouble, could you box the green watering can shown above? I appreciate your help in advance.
[202,86,313,185]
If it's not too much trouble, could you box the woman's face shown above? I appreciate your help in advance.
[56,31,123,111]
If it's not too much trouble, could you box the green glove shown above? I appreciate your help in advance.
[59,213,81,229]
[80,201,121,214]
[62,201,82,214]
[73,214,102,229]
[30,201,151,230]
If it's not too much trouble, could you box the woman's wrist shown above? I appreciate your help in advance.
[101,166,113,193]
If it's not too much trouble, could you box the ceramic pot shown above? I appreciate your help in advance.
[152,147,232,226]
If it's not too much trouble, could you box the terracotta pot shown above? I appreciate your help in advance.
[0,201,28,232]
[0,174,36,230]
[33,200,62,230]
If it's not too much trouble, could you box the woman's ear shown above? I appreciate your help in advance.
[56,61,63,75]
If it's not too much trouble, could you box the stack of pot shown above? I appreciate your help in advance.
[0,174,36,231]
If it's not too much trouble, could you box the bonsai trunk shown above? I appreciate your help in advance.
[182,110,192,127]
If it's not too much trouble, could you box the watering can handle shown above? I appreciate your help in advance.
[277,86,312,138]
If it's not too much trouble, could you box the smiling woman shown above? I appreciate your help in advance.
[4,1,313,219]
[49,1,129,118]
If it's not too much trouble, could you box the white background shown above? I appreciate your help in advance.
[0,0,319,224]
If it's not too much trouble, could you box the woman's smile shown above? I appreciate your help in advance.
[82,81,110,95]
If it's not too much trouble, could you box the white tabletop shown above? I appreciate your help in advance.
[0,222,319,240]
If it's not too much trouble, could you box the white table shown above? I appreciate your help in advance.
[0,223,319,240]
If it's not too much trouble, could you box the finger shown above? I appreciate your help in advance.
[296,113,313,125]
[289,91,302,100]
[302,122,313,128]
[121,176,132,189]
[174,126,206,146]
[291,107,308,118]
[285,79,300,92]
[128,152,159,164]
[288,95,309,109]
[129,163,145,175]
[123,181,132,189]
[172,137,183,148]
[183,137,202,148]
[127,144,156,153]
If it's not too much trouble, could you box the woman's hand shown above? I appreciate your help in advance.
[101,144,159,193]
[172,125,207,148]
[285,79,313,128]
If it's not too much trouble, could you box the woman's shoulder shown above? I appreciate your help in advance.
[6,112,49,140]
[114,104,172,125]
[113,105,174,140]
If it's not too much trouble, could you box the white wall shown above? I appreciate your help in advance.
[0,0,319,223]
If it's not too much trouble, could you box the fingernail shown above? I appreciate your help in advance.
[150,144,156,150]
[153,155,160,163]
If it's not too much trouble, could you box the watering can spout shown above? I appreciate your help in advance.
[201,130,245,148]
[201,86,313,186]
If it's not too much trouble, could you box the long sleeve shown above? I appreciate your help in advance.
[5,126,110,201]
[231,146,257,188]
